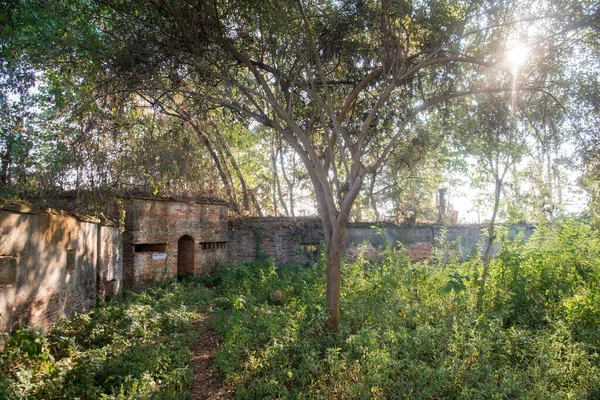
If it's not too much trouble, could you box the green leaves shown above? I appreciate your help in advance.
[442,271,470,294]
[214,219,600,398]
[0,279,214,399]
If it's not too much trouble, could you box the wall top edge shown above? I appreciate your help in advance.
[0,199,119,226]
[228,216,535,229]
[124,195,229,206]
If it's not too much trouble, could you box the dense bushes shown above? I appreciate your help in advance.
[2,219,599,399]
[214,218,600,399]
[0,279,214,399]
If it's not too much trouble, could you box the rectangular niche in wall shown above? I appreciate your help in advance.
[66,249,76,274]
[0,255,17,285]
[200,242,227,250]
[135,243,167,252]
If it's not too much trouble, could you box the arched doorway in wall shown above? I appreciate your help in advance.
[177,235,195,278]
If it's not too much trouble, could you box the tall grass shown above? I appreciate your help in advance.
[0,278,214,399]
[2,218,599,399]
[214,218,600,399]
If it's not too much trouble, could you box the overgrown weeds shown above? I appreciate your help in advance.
[214,218,600,399]
[2,218,599,399]
[0,278,214,399]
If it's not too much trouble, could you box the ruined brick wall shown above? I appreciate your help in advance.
[0,201,122,333]
[122,197,228,289]
[228,217,323,265]
[227,217,535,265]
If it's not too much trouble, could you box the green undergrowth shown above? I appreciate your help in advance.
[213,218,600,399]
[2,218,599,399]
[0,278,214,399]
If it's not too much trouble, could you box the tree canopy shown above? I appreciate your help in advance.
[1,0,599,329]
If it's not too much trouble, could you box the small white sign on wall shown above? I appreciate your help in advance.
[152,253,167,260]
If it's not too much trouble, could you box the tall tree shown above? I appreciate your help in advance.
[452,93,528,309]
[5,0,599,329]
[97,0,600,330]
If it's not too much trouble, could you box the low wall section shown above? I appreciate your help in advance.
[228,217,535,265]
[123,198,228,289]
[0,201,122,333]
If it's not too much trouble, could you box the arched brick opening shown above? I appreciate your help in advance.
[177,235,195,278]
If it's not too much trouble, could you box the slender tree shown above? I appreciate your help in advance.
[95,0,600,330]
[4,0,599,329]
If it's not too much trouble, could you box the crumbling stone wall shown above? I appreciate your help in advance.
[227,217,535,265]
[228,217,323,265]
[0,201,122,333]
[122,197,228,289]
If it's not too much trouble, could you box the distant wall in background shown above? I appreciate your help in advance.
[228,217,535,265]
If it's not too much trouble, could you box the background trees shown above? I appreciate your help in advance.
[1,0,599,329]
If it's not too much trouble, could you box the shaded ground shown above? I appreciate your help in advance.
[189,309,234,400]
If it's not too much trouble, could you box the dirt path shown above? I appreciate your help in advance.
[188,309,233,400]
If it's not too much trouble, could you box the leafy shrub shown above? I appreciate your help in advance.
[214,219,600,398]
[0,279,214,399]
[488,218,600,330]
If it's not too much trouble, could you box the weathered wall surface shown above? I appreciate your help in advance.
[97,225,123,299]
[228,217,535,265]
[0,202,122,333]
[1,195,534,333]
[123,198,228,289]
[344,224,486,261]
[228,217,323,265]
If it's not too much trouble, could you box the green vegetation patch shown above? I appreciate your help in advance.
[214,218,600,399]
[2,219,599,399]
[0,279,214,399]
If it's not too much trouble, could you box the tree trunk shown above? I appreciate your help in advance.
[0,138,12,186]
[324,218,351,331]
[278,144,295,217]
[270,144,280,216]
[477,178,502,311]
[273,147,290,216]
[200,135,240,213]
[437,188,447,224]
[249,189,263,217]
[189,123,240,212]
[221,142,251,211]
[368,176,380,221]
[321,171,364,331]
[546,150,554,217]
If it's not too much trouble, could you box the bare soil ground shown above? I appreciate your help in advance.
[188,311,234,400]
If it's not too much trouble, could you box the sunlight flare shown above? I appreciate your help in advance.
[506,44,530,68]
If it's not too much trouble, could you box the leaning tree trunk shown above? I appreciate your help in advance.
[219,140,251,212]
[191,125,240,213]
[203,136,239,213]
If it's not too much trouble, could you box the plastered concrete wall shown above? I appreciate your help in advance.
[122,198,228,289]
[0,202,122,333]
[227,217,535,265]
[97,225,123,299]
[344,224,486,261]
